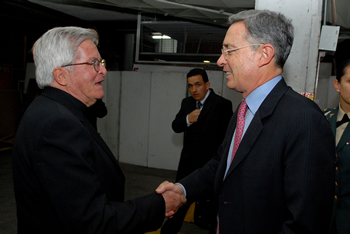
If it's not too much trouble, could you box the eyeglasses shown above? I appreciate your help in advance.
[62,58,106,72]
[221,44,263,59]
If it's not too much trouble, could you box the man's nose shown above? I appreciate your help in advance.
[217,53,227,67]
[99,63,107,75]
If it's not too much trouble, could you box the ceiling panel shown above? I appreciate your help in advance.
[28,0,255,26]
[28,0,350,30]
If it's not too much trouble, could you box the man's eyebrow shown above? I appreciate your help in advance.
[223,43,237,48]
[188,81,201,85]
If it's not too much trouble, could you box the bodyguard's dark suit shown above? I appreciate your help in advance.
[12,87,165,234]
[162,89,232,233]
[180,79,335,233]
[172,89,233,181]
[325,106,350,234]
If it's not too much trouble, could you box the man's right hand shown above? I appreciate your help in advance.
[156,181,186,217]
[188,109,201,123]
[161,191,186,217]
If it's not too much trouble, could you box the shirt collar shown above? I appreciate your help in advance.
[337,103,350,121]
[198,89,211,104]
[245,75,282,114]
[57,87,89,115]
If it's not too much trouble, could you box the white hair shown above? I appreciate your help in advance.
[32,26,99,88]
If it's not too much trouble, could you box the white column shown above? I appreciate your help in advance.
[256,0,323,99]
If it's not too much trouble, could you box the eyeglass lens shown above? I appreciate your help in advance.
[93,59,106,72]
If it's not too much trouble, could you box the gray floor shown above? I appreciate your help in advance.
[0,143,207,234]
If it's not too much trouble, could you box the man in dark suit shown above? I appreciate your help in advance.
[161,68,232,234]
[157,9,335,234]
[12,26,185,234]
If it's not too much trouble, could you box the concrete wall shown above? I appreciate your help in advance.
[314,62,339,110]
[98,70,241,170]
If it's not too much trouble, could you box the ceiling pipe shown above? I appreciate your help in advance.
[150,0,233,16]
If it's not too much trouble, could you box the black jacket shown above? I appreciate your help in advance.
[13,87,165,234]
[172,89,232,181]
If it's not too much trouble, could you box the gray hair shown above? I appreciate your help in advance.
[228,10,294,68]
[32,26,99,88]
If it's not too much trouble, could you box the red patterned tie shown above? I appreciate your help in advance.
[217,100,247,234]
[230,100,247,165]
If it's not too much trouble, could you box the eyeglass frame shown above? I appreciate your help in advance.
[221,44,263,59]
[62,58,106,72]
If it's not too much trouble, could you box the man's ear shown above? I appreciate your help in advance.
[53,67,68,86]
[206,81,211,90]
[258,44,275,67]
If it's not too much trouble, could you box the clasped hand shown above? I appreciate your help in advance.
[188,109,201,123]
[156,181,186,217]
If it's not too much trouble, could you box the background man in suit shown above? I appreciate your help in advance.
[12,26,185,234]
[161,68,232,234]
[157,9,335,234]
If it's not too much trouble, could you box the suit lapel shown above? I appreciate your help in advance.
[223,79,289,179]
[42,87,123,177]
[198,89,216,118]
[187,97,196,113]
[337,120,350,151]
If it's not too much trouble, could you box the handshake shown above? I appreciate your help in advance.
[156,181,187,217]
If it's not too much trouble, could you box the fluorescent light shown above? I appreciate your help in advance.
[203,60,210,63]
[152,35,171,39]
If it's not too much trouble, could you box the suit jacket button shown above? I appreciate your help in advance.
[335,181,338,186]
[335,195,338,200]
[336,167,339,172]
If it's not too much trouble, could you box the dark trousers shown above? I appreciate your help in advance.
[161,201,216,234]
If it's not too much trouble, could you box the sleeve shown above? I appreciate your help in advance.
[35,114,165,234]
[280,107,335,233]
[179,155,220,200]
[172,99,190,133]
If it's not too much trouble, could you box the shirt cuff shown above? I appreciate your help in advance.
[175,182,187,197]
[186,115,192,127]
